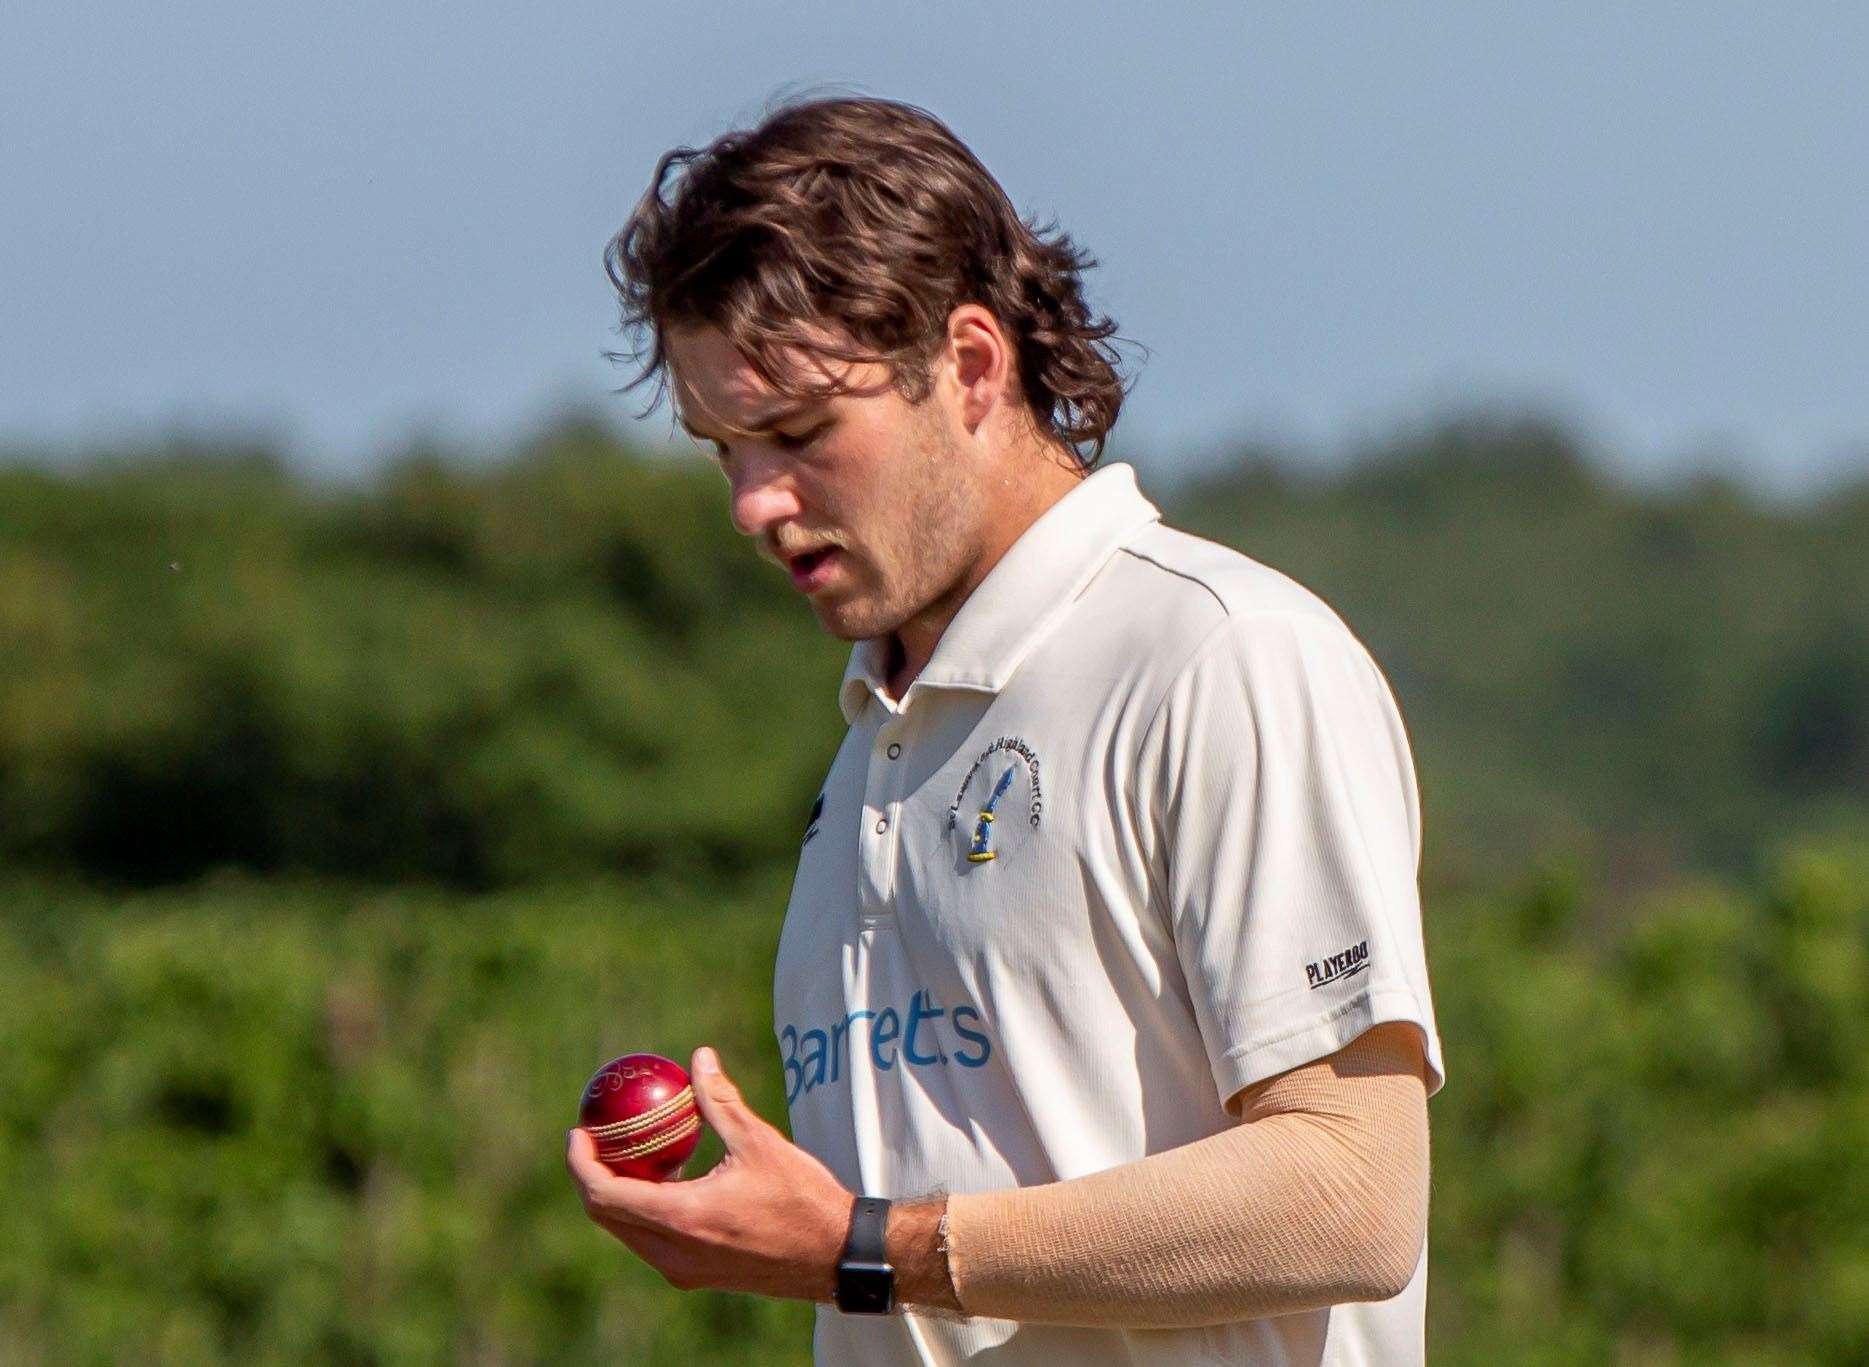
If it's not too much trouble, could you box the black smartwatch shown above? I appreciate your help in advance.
[833,1195,896,1315]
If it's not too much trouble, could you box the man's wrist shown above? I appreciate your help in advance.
[886,1198,961,1312]
[817,1192,856,1302]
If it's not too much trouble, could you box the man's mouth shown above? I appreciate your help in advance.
[784,546,840,593]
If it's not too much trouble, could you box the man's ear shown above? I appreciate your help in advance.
[944,304,1014,434]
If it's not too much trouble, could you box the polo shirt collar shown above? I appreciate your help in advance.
[838,462,1160,721]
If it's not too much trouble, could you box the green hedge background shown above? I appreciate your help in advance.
[2,417,1866,1362]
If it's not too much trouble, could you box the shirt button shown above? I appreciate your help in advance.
[874,817,888,834]
[886,743,902,759]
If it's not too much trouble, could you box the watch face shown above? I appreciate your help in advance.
[835,1260,896,1315]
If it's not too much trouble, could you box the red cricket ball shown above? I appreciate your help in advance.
[577,1052,703,1181]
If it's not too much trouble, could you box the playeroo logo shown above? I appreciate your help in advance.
[1305,939,1371,991]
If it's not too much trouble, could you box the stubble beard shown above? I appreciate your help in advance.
[813,415,982,645]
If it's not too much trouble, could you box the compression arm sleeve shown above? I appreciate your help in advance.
[941,1022,1430,1328]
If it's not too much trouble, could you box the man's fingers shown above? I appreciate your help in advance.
[689,1046,763,1152]
[566,1126,625,1215]
[565,1127,682,1228]
[569,1153,704,1286]
[565,1124,610,1190]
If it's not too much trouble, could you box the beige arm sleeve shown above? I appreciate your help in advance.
[942,1022,1430,1328]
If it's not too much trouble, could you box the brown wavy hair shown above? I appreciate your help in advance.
[605,96,1131,466]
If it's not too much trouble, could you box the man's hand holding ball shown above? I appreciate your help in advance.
[566,1047,856,1302]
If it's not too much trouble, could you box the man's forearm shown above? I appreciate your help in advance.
[886,1023,1429,1328]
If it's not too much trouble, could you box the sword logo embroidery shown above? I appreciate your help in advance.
[948,736,1042,867]
[967,765,1018,863]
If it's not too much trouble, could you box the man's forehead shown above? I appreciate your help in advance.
[667,326,765,394]
[666,323,892,436]
[668,327,811,434]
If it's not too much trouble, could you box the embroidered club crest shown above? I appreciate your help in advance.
[948,737,1042,868]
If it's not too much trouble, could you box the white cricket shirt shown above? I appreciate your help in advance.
[774,463,1445,1366]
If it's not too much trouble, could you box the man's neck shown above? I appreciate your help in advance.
[881,446,1086,701]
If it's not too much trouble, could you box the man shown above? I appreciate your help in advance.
[567,96,1444,1366]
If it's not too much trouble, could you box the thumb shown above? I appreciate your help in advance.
[689,1046,759,1151]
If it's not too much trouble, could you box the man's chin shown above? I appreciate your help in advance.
[808,595,898,644]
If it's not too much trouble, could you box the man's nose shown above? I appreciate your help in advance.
[727,454,803,539]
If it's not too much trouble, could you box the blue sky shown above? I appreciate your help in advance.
[4,3,1864,490]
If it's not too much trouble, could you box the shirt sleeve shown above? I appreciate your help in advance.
[1137,609,1445,1105]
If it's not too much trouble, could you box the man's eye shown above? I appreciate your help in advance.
[774,425,823,451]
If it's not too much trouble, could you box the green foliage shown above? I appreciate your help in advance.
[6,416,1866,891]
[1426,837,1869,1363]
[1177,416,1869,884]
[0,876,815,1366]
[0,428,848,888]
[0,840,1863,1362]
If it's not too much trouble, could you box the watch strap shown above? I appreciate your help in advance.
[834,1195,895,1314]
[843,1196,891,1264]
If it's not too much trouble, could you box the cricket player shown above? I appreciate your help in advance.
[568,95,1444,1366]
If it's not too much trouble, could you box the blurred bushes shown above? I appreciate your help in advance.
[0,424,848,887]
[0,840,1863,1363]
[5,416,1866,891]
[1429,836,1869,1363]
[0,875,814,1366]
[1179,416,1869,883]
